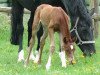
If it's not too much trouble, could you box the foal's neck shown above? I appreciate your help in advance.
[60,18,71,40]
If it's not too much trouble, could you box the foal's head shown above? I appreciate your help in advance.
[63,37,75,64]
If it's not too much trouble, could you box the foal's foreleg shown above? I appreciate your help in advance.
[59,33,66,68]
[46,28,55,70]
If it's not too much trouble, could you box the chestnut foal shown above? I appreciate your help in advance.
[25,4,75,70]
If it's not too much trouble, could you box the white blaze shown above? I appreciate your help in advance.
[70,45,73,50]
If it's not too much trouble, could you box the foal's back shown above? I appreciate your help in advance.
[39,4,69,31]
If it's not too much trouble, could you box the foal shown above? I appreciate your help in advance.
[25,4,75,70]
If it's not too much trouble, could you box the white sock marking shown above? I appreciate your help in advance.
[59,51,66,68]
[18,50,24,62]
[46,55,51,70]
[70,45,73,50]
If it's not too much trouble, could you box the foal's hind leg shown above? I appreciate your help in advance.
[46,28,55,70]
[25,23,40,66]
[28,12,43,61]
[25,12,41,65]
[27,12,36,61]
[35,24,43,61]
[36,23,43,50]
[34,25,48,64]
[25,30,36,66]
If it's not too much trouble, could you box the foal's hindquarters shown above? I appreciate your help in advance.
[25,4,75,70]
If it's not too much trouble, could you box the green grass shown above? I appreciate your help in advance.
[0,13,100,75]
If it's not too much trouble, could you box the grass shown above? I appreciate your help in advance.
[0,13,100,75]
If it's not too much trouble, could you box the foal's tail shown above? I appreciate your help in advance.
[10,0,24,45]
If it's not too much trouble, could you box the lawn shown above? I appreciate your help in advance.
[0,13,100,75]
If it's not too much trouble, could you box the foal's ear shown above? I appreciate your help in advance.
[63,37,68,44]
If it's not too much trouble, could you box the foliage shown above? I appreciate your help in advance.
[0,13,100,75]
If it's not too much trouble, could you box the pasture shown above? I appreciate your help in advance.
[0,13,100,75]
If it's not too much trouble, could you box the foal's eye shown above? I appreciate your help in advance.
[70,45,73,50]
